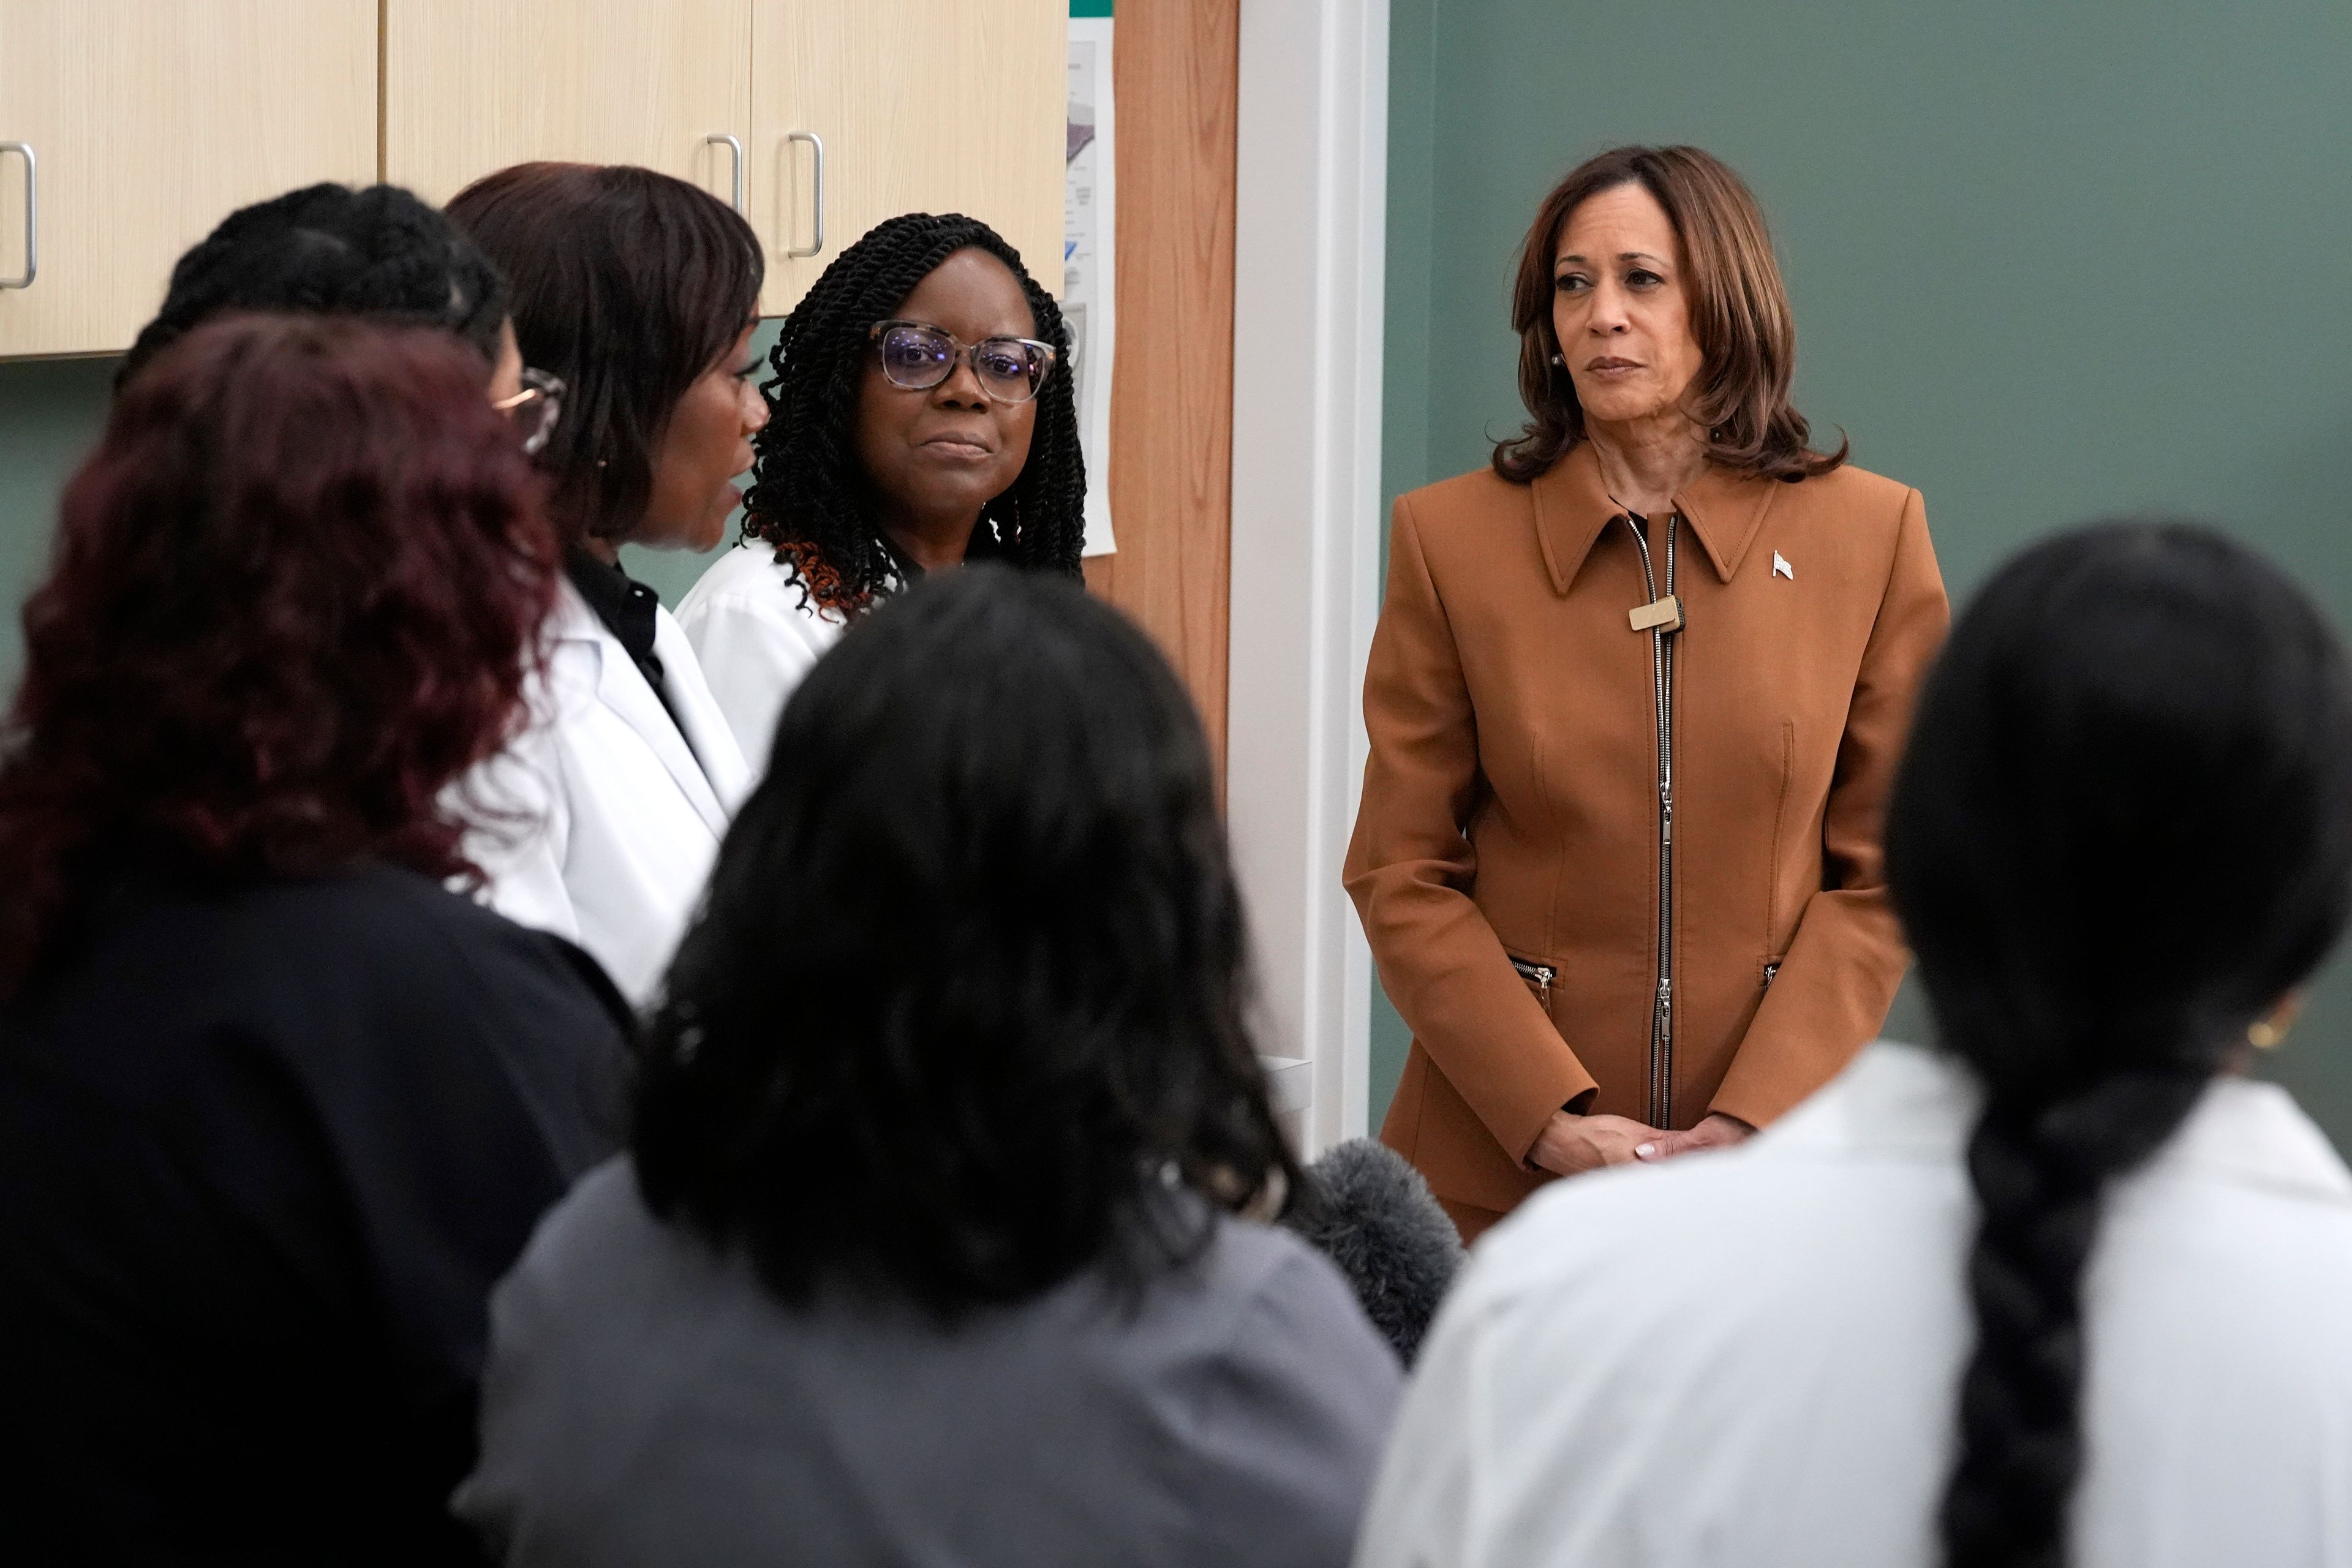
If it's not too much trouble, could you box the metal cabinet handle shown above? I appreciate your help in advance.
[0,142,33,290]
[785,130,824,258]
[705,132,744,213]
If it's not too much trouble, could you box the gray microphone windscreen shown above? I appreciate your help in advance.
[1280,1139,1464,1366]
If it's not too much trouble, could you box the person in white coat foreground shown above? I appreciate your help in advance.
[1356,522,2352,1568]
[677,212,1087,763]
[448,164,768,1003]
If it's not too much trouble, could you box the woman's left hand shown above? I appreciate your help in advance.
[1632,1112,1755,1162]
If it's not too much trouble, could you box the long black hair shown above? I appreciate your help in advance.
[118,184,509,388]
[1887,522,2352,1568]
[633,565,1291,1318]
[741,213,1086,616]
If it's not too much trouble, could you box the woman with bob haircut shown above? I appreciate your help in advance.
[677,211,1086,761]
[456,567,1403,1567]
[1357,523,2352,1567]
[1345,144,1949,1238]
[0,315,630,1562]
[447,162,769,1004]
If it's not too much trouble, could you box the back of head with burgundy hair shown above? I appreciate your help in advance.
[0,314,559,993]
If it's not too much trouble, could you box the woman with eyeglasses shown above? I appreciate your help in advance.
[676,212,1087,761]
[445,163,769,1005]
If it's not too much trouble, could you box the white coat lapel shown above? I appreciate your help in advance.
[552,581,731,837]
[650,606,754,814]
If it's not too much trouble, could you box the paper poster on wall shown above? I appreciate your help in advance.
[1066,3,1117,556]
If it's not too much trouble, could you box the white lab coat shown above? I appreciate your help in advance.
[675,543,854,766]
[460,580,752,1006]
[1357,1039,2352,1568]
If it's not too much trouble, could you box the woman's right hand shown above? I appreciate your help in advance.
[1528,1110,1666,1177]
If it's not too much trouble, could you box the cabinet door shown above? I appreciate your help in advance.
[751,0,1065,315]
[383,0,752,210]
[0,1,376,359]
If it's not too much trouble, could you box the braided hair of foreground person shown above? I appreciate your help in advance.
[740,213,1087,616]
[0,315,559,995]
[1885,523,2352,1568]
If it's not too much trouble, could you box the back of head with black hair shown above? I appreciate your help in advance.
[118,184,510,388]
[633,564,1292,1319]
[447,162,765,546]
[741,212,1086,616]
[1887,522,2352,1568]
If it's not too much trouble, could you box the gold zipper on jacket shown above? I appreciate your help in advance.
[1623,512,1678,1127]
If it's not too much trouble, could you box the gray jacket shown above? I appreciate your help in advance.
[455,1160,1404,1566]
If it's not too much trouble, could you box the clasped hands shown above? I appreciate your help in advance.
[1527,1108,1753,1178]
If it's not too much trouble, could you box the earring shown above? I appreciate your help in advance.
[2249,1000,2301,1050]
[1549,352,1564,366]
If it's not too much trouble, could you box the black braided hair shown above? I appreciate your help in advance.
[1886,522,2352,1568]
[742,213,1086,616]
[118,184,508,389]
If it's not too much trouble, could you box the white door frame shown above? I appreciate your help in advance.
[1226,0,1389,1156]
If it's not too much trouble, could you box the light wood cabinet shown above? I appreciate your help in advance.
[382,0,753,211]
[0,0,1064,357]
[750,0,1065,314]
[0,0,377,358]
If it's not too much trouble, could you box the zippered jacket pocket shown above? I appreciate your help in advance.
[1509,955,1555,1009]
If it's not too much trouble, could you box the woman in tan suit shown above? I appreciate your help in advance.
[1346,145,1948,1240]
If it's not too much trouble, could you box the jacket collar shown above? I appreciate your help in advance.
[1528,440,1785,594]
[1766,1041,2352,1207]
[546,581,730,835]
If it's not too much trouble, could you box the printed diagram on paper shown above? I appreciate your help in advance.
[1065,20,1116,556]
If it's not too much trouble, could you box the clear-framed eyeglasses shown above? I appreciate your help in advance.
[868,319,1058,405]
[492,367,565,455]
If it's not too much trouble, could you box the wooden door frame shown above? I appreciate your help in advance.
[1227,0,1388,1153]
[1081,2,1238,777]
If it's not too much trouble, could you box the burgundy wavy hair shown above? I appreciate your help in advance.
[0,314,559,992]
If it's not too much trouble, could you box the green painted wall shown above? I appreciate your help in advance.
[0,358,115,684]
[1374,0,2352,1140]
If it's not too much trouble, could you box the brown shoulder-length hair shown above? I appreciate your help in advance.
[1493,144,1845,484]
[447,162,764,546]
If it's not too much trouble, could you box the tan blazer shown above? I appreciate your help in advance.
[1344,442,1948,1215]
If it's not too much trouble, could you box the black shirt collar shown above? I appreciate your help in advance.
[564,547,662,667]
[876,518,1003,587]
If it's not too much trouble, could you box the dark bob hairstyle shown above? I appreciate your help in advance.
[447,162,764,545]
[1887,523,2352,1568]
[0,315,559,992]
[634,565,1292,1317]
[741,212,1087,617]
[118,183,510,388]
[1494,144,1844,484]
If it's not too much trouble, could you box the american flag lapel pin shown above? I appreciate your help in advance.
[1773,551,1794,581]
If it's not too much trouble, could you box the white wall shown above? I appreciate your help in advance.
[1226,0,1389,1155]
